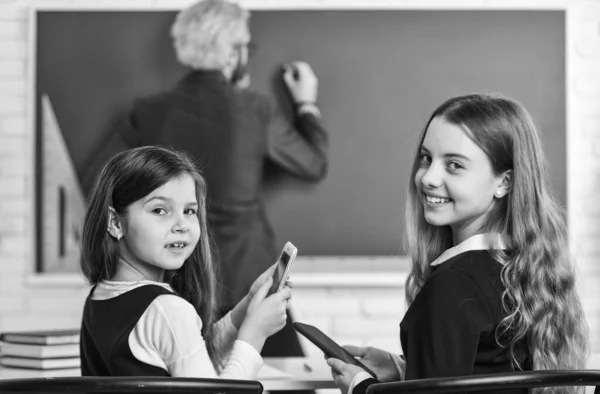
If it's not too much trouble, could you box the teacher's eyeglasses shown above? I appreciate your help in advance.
[236,41,258,57]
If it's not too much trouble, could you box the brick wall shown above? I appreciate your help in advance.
[292,257,408,355]
[0,0,599,359]
[567,0,600,356]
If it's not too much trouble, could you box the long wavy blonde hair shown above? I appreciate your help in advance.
[404,94,588,393]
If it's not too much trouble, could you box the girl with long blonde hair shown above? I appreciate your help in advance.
[328,94,588,394]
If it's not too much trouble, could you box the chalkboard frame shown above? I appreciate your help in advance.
[28,2,568,279]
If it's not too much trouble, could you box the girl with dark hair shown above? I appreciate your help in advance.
[327,94,588,394]
[79,146,291,379]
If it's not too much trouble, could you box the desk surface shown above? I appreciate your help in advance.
[0,357,336,392]
[262,357,336,391]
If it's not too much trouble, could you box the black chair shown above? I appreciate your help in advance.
[0,376,263,393]
[366,370,600,394]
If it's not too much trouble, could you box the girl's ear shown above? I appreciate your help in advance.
[494,170,513,199]
[107,207,124,241]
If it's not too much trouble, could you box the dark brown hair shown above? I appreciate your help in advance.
[80,146,220,364]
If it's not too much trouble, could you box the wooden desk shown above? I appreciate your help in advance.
[0,357,336,392]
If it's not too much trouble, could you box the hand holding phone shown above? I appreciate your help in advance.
[268,242,298,296]
[293,322,378,378]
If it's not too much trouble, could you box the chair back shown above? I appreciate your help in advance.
[0,376,263,393]
[366,370,600,394]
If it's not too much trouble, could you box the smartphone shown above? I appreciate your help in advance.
[293,322,377,378]
[268,242,298,296]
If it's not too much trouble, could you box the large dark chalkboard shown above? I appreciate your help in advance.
[36,10,565,258]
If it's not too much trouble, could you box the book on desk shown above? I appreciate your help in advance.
[0,356,80,370]
[0,329,80,346]
[0,329,80,374]
[0,341,79,359]
[0,365,81,378]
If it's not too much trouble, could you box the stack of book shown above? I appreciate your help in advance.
[0,329,81,377]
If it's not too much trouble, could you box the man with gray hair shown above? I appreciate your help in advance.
[93,0,329,364]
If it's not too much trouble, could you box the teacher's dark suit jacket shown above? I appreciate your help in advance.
[84,69,328,324]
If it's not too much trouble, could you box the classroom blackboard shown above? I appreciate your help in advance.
[35,9,565,260]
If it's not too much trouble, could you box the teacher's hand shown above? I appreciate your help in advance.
[282,61,318,104]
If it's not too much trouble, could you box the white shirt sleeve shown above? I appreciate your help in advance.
[128,294,263,379]
[211,312,239,367]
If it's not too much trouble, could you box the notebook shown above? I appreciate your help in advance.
[0,366,80,378]
[0,341,79,359]
[0,329,80,346]
[0,356,80,370]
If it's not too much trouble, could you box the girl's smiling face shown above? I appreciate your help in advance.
[415,116,508,244]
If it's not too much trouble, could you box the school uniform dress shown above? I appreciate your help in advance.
[81,70,329,358]
[350,234,529,394]
[80,281,262,378]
